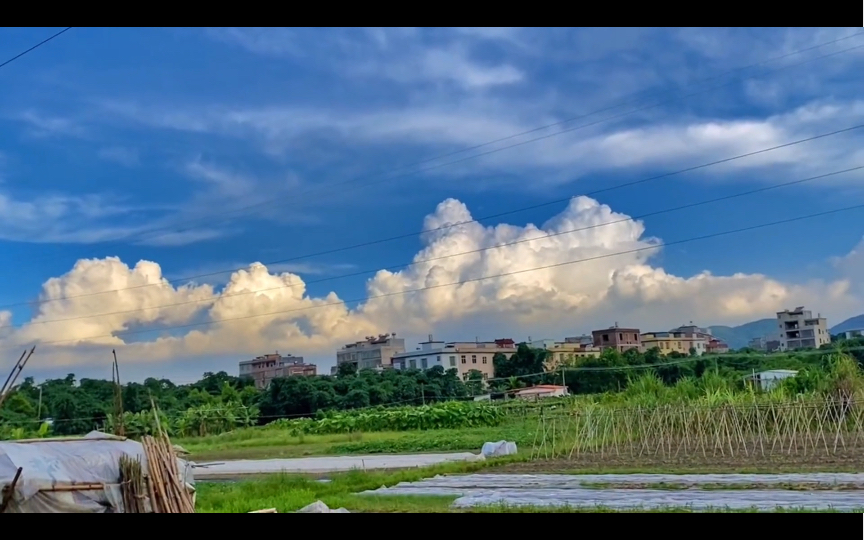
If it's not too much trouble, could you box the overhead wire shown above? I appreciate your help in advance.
[379,31,864,173]
[0,27,72,70]
[4,164,862,332]
[0,31,856,425]
[1,202,862,354]
[5,121,864,312]
[114,35,864,248]
[14,31,864,273]
[1,31,860,367]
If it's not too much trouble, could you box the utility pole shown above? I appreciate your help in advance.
[37,387,42,419]
[112,350,125,437]
[420,383,425,405]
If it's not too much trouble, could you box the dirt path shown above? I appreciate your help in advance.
[192,452,482,480]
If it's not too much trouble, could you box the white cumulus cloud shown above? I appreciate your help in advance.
[0,196,860,372]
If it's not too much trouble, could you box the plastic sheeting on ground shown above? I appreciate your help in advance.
[361,473,864,511]
[296,500,350,513]
[480,441,517,458]
[0,431,194,513]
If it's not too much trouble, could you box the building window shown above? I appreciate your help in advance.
[602,334,609,342]
[437,355,441,363]
[472,355,477,364]
[409,359,416,369]
[449,356,456,367]
[461,355,466,364]
[482,356,487,364]
[421,358,428,369]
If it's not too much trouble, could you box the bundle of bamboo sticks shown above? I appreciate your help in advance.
[118,401,195,513]
[141,434,195,513]
[119,456,146,513]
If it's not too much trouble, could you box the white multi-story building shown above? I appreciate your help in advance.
[336,333,405,370]
[776,307,831,351]
[391,336,517,381]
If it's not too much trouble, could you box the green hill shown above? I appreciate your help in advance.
[831,314,864,334]
[708,318,778,350]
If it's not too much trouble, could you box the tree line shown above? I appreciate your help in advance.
[2,337,861,438]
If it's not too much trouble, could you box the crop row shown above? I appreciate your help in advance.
[269,401,507,434]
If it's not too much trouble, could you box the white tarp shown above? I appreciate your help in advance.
[0,431,194,513]
[480,441,517,457]
[296,500,350,513]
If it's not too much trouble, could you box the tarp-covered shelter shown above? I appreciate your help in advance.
[0,431,195,513]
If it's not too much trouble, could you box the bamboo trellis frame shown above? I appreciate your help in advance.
[530,397,864,461]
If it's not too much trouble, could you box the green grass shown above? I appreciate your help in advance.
[177,421,536,461]
[194,459,507,513]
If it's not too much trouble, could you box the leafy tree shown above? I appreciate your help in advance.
[337,362,358,378]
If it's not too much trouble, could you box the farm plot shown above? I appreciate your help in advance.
[361,473,864,511]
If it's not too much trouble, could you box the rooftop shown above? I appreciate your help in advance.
[342,333,400,348]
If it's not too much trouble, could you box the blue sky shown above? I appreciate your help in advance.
[1,27,863,383]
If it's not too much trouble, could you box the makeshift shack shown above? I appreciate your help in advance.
[0,431,195,513]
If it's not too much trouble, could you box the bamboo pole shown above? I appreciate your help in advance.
[41,483,104,492]
[0,348,35,410]
[0,467,22,513]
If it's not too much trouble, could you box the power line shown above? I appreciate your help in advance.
[7,122,863,311]
[0,27,72,70]
[115,37,864,248]
[17,32,864,269]
[382,31,864,174]
[2,202,861,354]
[5,164,861,332]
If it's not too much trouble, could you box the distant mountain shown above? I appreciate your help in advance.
[831,314,864,334]
[708,319,777,350]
